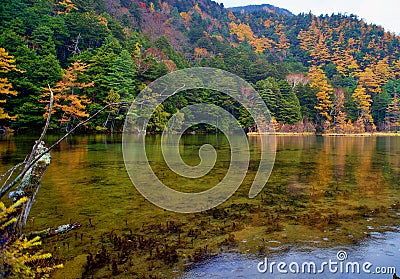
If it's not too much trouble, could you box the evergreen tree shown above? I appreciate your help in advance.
[105,50,137,102]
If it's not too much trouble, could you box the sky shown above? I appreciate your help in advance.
[219,0,400,35]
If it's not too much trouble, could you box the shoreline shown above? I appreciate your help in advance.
[247,132,400,136]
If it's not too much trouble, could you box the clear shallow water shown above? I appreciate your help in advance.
[184,231,400,278]
[0,134,399,278]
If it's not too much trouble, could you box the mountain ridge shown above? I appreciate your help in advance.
[0,0,399,133]
[227,3,293,16]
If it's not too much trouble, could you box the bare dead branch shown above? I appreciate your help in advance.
[23,85,54,172]
[0,102,130,199]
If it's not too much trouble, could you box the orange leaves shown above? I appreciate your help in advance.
[179,12,192,25]
[332,48,359,76]
[308,33,330,66]
[252,37,274,53]
[194,4,202,14]
[43,60,93,124]
[194,47,210,60]
[297,19,321,53]
[228,11,236,21]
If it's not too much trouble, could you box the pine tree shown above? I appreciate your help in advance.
[385,90,400,131]
[105,50,137,102]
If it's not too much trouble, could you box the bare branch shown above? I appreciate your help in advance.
[0,88,176,199]
[0,102,130,199]
[23,85,54,171]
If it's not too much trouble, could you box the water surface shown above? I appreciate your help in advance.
[0,134,399,278]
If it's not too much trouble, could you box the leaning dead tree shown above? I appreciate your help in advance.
[0,80,171,241]
[1,85,55,236]
[0,86,130,238]
[0,82,137,277]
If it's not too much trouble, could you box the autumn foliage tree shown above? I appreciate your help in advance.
[352,84,375,131]
[385,91,400,131]
[229,22,274,53]
[43,60,93,129]
[308,66,333,128]
[0,48,23,121]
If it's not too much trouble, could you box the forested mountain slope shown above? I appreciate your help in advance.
[0,0,399,133]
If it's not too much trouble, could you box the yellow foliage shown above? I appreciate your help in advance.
[358,67,381,94]
[0,47,23,121]
[56,0,78,15]
[133,42,142,57]
[0,197,28,230]
[297,20,321,53]
[352,84,374,127]
[229,22,274,53]
[194,3,202,14]
[309,34,331,65]
[0,48,23,74]
[228,11,236,21]
[1,198,63,278]
[374,57,393,85]
[393,59,400,79]
[308,66,333,121]
[229,22,253,42]
[180,12,192,24]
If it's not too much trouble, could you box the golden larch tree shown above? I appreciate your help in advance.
[374,57,393,86]
[43,60,94,125]
[0,48,23,121]
[309,33,331,66]
[56,0,78,15]
[308,66,333,122]
[332,88,349,133]
[352,84,375,131]
[358,67,381,95]
[229,22,274,53]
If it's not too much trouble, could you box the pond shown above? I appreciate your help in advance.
[0,134,399,278]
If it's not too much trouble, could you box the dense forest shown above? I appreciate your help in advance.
[0,0,399,133]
